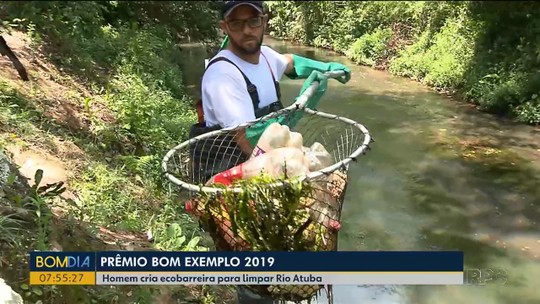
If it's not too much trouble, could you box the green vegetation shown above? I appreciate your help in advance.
[267,1,540,125]
[1,1,536,302]
[0,1,234,303]
[200,174,326,251]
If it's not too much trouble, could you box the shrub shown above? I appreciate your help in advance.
[347,28,393,67]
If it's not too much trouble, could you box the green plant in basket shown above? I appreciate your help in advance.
[198,171,333,252]
[196,172,329,302]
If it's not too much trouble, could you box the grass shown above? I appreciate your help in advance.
[0,26,233,303]
[0,1,236,301]
[0,79,228,304]
[0,214,24,246]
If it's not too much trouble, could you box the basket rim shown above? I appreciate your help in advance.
[161,106,372,194]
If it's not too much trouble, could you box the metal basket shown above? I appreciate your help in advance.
[162,71,372,303]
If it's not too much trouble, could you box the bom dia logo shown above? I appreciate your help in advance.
[30,252,95,271]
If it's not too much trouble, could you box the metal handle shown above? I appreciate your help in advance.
[293,70,347,108]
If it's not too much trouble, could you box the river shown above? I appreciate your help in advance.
[178,36,540,304]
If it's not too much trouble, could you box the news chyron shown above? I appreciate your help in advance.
[29,251,465,286]
[30,252,95,285]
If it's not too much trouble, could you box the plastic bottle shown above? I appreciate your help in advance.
[250,122,291,158]
[313,190,341,230]
[308,142,332,170]
[208,147,310,186]
[304,152,323,172]
[308,175,342,231]
[286,131,304,150]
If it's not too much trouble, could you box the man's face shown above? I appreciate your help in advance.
[220,5,267,55]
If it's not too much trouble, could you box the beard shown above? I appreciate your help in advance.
[229,32,264,56]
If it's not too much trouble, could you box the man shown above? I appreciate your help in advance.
[189,1,351,302]
[190,0,351,184]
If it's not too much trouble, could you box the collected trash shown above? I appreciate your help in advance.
[304,142,333,172]
[180,120,353,300]
[162,77,372,303]
[207,146,310,186]
[183,124,355,286]
[250,122,291,158]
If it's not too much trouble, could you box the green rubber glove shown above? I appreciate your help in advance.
[286,54,351,84]
[245,70,329,146]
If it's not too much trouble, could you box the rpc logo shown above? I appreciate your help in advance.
[464,268,508,285]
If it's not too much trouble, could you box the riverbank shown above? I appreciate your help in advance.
[0,1,239,301]
[0,27,239,303]
[266,1,540,126]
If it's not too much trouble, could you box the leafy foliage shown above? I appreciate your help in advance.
[267,1,540,124]
[1,2,226,302]
[2,1,220,154]
[348,28,393,68]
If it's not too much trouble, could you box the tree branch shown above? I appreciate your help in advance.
[0,35,29,81]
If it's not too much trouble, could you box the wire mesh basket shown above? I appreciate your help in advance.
[162,73,372,303]
[162,110,371,302]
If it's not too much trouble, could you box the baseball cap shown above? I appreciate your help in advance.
[221,1,264,19]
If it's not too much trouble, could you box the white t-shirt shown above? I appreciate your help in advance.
[201,45,289,128]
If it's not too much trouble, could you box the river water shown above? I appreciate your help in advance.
[179,36,540,304]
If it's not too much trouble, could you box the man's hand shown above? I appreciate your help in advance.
[326,62,351,84]
[284,54,351,84]
[283,54,295,76]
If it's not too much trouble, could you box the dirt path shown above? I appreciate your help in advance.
[0,30,152,252]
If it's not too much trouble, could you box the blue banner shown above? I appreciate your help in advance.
[30,251,463,272]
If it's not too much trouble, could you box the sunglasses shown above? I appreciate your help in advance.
[227,16,264,32]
